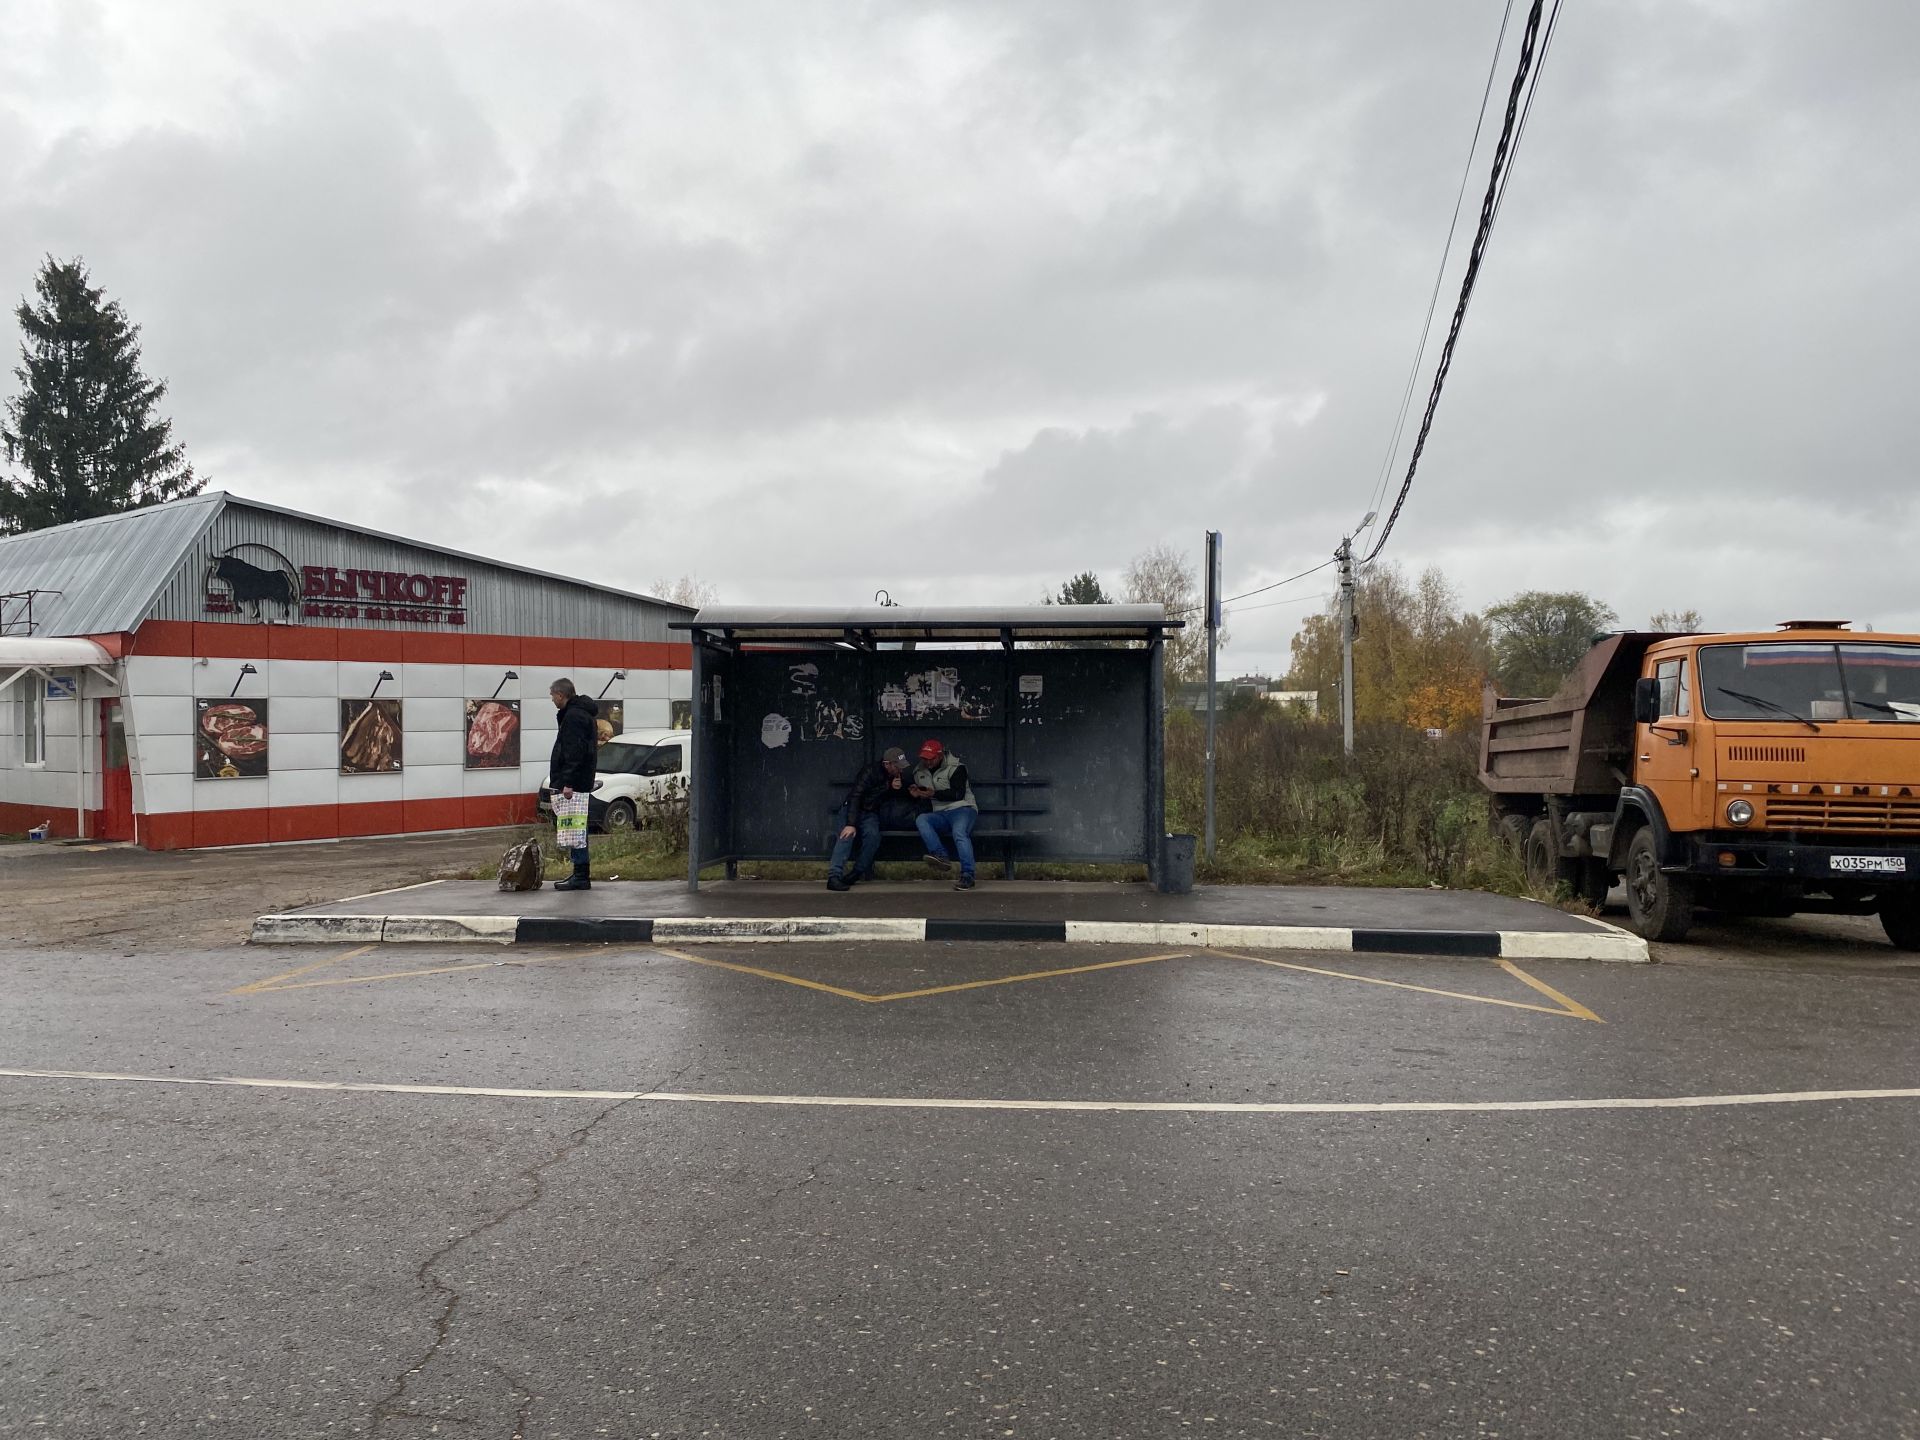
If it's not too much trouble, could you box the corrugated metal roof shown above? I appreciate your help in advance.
[0,493,223,636]
[677,604,1180,643]
[0,490,698,639]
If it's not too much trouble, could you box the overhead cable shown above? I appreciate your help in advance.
[1222,558,1336,607]
[1364,0,1517,525]
[1362,0,1556,566]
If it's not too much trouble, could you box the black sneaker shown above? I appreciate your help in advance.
[953,875,976,891]
[826,876,851,893]
[923,853,953,874]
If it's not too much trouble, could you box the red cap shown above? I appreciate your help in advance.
[917,739,945,763]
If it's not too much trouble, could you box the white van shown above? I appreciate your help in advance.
[537,728,689,833]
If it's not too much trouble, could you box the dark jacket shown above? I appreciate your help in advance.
[549,696,601,792]
[843,760,921,827]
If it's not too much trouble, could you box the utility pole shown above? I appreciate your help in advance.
[1204,529,1222,861]
[1337,536,1356,758]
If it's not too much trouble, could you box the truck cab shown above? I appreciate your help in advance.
[1483,622,1920,947]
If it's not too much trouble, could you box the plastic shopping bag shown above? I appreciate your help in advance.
[553,792,591,851]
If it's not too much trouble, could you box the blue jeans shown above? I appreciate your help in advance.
[916,807,977,879]
[828,813,882,881]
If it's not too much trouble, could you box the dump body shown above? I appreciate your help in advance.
[1480,625,1920,946]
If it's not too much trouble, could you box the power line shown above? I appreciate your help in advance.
[1364,0,1517,526]
[1362,0,1558,566]
[1226,591,1334,615]
[1222,558,1336,607]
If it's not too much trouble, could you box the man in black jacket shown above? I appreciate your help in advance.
[548,679,600,892]
[826,746,919,892]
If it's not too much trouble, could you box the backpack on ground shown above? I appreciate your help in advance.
[498,839,545,892]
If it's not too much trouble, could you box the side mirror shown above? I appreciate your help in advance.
[1633,677,1660,725]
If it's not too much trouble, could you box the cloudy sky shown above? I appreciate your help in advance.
[4,1,1916,675]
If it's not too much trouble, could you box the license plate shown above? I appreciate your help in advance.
[1831,855,1907,874]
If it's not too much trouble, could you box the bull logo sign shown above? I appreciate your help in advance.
[205,544,301,621]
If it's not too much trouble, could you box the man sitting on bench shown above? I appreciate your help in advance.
[912,737,979,891]
[826,746,920,892]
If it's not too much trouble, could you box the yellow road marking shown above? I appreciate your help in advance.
[650,947,881,1003]
[232,949,575,995]
[229,945,374,996]
[1213,949,1595,1021]
[871,952,1186,1001]
[648,946,1186,1004]
[1497,958,1604,1024]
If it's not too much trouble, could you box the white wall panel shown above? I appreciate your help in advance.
[407,729,464,767]
[130,695,192,737]
[272,697,340,735]
[668,670,693,701]
[138,772,193,816]
[137,734,193,777]
[402,663,463,699]
[407,698,462,734]
[403,764,464,800]
[339,661,403,700]
[193,778,267,811]
[269,660,339,697]
[193,659,269,700]
[622,698,672,731]
[625,669,670,700]
[464,764,524,796]
[272,732,339,771]
[338,772,403,802]
[463,665,521,700]
[271,768,339,809]
[127,656,193,696]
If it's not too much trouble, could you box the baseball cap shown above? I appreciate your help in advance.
[918,739,945,763]
[882,746,908,766]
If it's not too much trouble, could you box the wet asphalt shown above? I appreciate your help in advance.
[2,936,1916,1439]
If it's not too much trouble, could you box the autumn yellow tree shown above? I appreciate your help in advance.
[1284,565,1489,733]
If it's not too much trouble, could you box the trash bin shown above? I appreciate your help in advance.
[1159,833,1196,894]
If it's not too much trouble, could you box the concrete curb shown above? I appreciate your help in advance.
[250,912,1650,962]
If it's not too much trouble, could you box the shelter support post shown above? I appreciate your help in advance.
[1147,636,1165,888]
[1002,628,1017,881]
[687,643,705,892]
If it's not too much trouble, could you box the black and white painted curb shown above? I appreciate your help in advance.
[250,912,1649,961]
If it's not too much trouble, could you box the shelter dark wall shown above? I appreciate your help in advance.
[705,646,1151,862]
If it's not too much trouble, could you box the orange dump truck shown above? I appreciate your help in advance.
[1481,622,1920,946]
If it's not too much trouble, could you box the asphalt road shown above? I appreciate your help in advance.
[3,931,1916,1439]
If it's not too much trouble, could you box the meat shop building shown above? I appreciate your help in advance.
[0,492,692,848]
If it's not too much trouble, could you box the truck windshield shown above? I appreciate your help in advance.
[1699,642,1920,723]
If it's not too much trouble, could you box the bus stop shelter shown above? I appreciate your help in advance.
[670,605,1181,890]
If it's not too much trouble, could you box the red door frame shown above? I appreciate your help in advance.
[100,698,134,842]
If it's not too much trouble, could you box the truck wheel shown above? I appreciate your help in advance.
[1497,814,1529,858]
[1524,820,1558,891]
[1625,828,1694,942]
[1879,896,1920,951]
[603,799,637,834]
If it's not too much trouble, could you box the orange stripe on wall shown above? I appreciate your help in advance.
[132,621,690,669]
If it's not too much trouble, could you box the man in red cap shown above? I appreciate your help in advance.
[912,737,978,890]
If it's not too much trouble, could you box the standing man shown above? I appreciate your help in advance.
[826,746,919,892]
[913,738,979,891]
[548,678,600,893]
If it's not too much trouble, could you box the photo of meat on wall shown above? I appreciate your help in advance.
[194,699,270,780]
[464,698,521,770]
[339,698,404,774]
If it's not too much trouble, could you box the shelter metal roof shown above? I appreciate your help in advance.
[0,493,224,637]
[675,604,1181,645]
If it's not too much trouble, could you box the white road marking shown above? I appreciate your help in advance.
[1,1067,1915,1115]
[325,879,448,905]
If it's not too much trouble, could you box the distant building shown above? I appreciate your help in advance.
[1262,689,1319,717]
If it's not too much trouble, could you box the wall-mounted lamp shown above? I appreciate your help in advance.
[229,663,257,698]
[492,669,519,700]
[597,670,628,698]
[875,589,898,607]
[370,670,395,699]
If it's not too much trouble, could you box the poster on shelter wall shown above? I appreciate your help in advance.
[195,699,270,779]
[464,699,521,770]
[339,698,404,774]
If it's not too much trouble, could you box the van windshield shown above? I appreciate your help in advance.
[1699,642,1920,723]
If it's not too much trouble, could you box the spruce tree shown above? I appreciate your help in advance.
[1,257,201,534]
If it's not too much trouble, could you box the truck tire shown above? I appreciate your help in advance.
[1625,827,1694,942]
[1879,895,1920,951]
[1524,819,1558,891]
[1497,813,1530,858]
